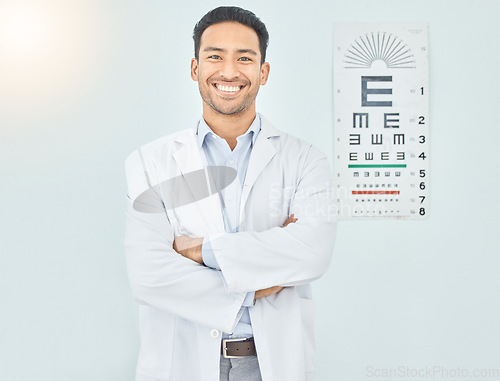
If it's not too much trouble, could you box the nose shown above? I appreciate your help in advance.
[219,59,240,79]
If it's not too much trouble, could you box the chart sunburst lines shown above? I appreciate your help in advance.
[344,32,416,69]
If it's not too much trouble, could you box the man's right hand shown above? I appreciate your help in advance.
[283,213,297,227]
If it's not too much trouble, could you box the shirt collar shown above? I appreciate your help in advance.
[196,114,262,148]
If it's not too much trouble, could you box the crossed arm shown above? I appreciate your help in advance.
[172,214,298,300]
[125,143,335,331]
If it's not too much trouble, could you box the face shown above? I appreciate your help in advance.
[191,22,270,117]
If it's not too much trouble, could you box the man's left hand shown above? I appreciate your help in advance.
[173,236,204,264]
[174,214,297,265]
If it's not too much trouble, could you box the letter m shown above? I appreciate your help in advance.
[353,113,369,128]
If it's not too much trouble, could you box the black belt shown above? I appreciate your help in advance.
[221,337,256,358]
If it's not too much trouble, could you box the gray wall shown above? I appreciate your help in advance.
[1,0,499,380]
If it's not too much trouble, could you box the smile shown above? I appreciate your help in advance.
[214,83,244,93]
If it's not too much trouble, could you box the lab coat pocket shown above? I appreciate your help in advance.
[137,306,175,379]
[300,298,316,373]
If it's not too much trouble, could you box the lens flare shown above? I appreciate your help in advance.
[0,3,49,57]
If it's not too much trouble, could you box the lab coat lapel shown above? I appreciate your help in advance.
[172,128,225,233]
[240,117,280,222]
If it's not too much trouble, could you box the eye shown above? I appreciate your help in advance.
[239,57,251,62]
[208,55,221,60]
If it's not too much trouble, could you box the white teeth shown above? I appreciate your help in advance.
[216,84,241,92]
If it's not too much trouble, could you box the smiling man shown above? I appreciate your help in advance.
[194,21,267,114]
[190,12,270,150]
[125,6,336,381]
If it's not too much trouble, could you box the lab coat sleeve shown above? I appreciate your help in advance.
[124,149,247,333]
[208,145,337,293]
[202,240,256,305]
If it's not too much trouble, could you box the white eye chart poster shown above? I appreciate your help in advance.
[333,23,429,219]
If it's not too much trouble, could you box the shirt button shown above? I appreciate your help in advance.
[226,194,234,201]
[228,160,235,165]
[210,329,220,338]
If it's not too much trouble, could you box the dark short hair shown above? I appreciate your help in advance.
[193,6,269,64]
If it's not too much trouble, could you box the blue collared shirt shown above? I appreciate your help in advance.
[197,115,261,339]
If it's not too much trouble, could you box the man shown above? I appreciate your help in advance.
[125,6,336,381]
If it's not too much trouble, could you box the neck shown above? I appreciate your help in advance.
[202,104,256,150]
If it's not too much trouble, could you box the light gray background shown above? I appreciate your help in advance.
[1,0,499,380]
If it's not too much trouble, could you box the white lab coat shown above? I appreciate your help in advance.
[124,115,336,381]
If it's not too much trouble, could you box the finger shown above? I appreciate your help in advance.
[283,215,298,227]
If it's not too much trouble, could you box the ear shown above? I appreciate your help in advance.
[190,58,199,81]
[260,62,270,85]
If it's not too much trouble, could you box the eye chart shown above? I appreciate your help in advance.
[333,23,429,219]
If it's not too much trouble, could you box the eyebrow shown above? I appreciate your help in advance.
[203,47,258,56]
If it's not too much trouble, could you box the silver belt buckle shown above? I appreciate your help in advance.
[222,338,248,359]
